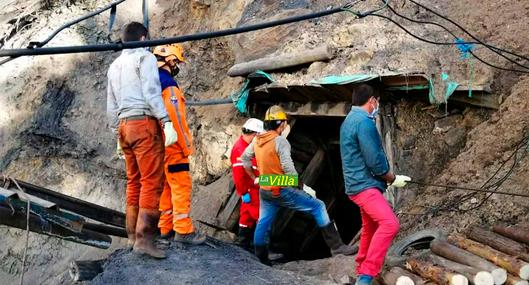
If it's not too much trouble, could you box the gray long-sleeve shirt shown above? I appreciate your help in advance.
[106,48,169,133]
[241,136,297,175]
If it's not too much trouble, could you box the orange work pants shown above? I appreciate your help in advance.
[158,154,194,234]
[119,117,164,210]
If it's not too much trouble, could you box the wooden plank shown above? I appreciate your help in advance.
[0,205,111,249]
[279,101,350,117]
[228,45,334,77]
[216,183,240,230]
[1,178,126,228]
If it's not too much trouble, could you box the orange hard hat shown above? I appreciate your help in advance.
[153,44,185,67]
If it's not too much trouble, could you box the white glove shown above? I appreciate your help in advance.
[303,184,317,198]
[163,121,178,146]
[254,177,260,185]
[391,175,411,188]
[116,140,124,160]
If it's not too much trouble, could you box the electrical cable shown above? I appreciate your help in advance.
[407,181,529,198]
[0,4,352,58]
[360,12,529,74]
[384,2,529,71]
[407,0,529,65]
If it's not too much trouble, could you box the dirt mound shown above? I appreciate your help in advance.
[90,241,333,285]
[399,76,529,235]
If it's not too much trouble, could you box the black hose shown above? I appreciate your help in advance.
[28,0,127,48]
[186,98,232,106]
[0,6,346,58]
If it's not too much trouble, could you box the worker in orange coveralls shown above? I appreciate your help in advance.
[153,44,206,245]
[230,118,264,250]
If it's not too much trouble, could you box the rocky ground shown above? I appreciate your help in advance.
[89,240,333,285]
[2,0,529,284]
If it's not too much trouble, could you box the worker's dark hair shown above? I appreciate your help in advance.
[264,120,284,131]
[351,84,380,106]
[121,22,148,42]
[242,128,256,134]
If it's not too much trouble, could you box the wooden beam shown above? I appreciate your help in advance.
[83,222,127,238]
[381,267,427,285]
[279,101,351,117]
[448,234,529,280]
[216,183,240,231]
[448,92,500,109]
[468,226,529,262]
[0,205,111,249]
[69,260,105,282]
[406,257,469,285]
[431,239,507,285]
[227,45,334,77]
[426,253,494,285]
[493,225,529,247]
[1,178,125,228]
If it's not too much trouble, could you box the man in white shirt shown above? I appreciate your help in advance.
[107,22,178,259]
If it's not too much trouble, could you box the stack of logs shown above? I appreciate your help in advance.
[381,225,529,285]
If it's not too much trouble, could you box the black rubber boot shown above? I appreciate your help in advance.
[235,227,253,251]
[254,245,271,265]
[321,223,358,256]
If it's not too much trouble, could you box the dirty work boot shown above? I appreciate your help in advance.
[133,208,166,259]
[174,231,206,245]
[321,223,358,256]
[126,205,139,249]
[235,227,253,251]
[254,245,271,266]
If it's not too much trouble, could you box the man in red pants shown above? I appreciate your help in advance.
[107,22,178,259]
[339,84,411,284]
[230,118,264,250]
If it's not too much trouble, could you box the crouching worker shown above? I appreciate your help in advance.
[340,84,411,285]
[241,105,356,265]
[153,44,206,245]
[230,118,264,250]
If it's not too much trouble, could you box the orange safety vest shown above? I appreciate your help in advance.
[162,85,193,158]
[254,131,283,196]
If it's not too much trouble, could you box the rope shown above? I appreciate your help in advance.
[407,181,529,198]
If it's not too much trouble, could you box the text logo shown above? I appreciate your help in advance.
[259,175,298,187]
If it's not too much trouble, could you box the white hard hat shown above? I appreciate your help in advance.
[242,118,264,133]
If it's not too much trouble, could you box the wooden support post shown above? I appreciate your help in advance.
[382,267,427,285]
[506,275,529,285]
[227,45,334,77]
[426,254,494,285]
[468,226,529,262]
[448,234,529,280]
[69,260,105,281]
[406,258,469,285]
[493,225,529,246]
[0,205,111,249]
[431,239,507,285]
